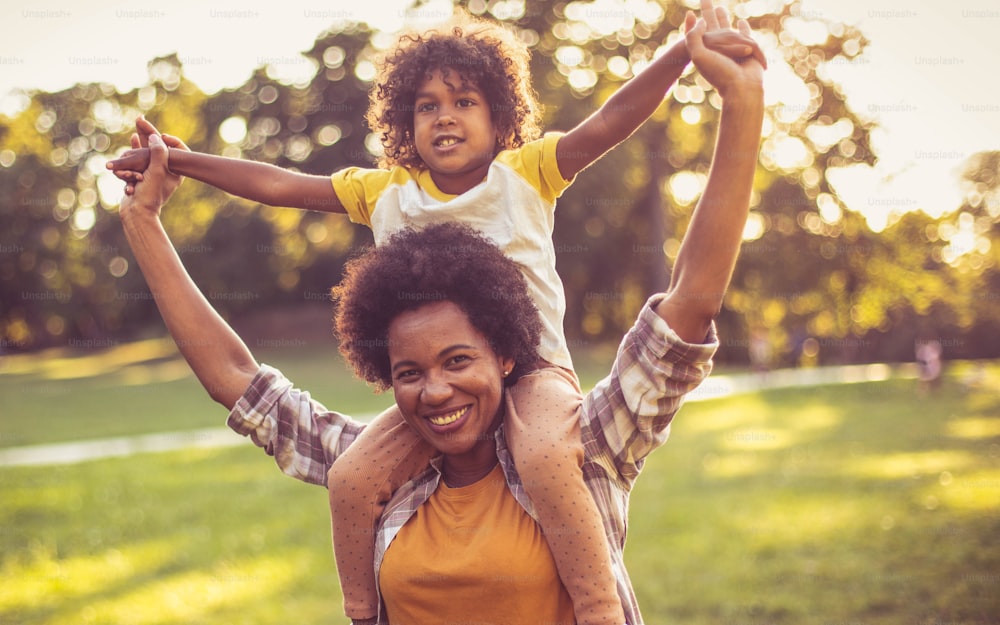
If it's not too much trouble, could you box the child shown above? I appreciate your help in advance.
[109,5,763,623]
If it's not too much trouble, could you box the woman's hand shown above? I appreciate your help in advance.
[112,115,186,196]
[685,0,765,100]
[118,131,187,220]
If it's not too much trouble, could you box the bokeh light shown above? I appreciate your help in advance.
[219,117,248,144]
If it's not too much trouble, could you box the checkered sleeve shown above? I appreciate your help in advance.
[582,295,718,485]
[226,363,367,487]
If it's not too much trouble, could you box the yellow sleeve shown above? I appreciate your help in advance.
[330,167,394,228]
[494,132,576,205]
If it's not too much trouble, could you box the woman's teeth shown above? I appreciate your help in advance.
[429,408,465,426]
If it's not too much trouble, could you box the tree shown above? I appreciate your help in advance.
[2,1,997,363]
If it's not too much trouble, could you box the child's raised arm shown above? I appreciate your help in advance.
[107,116,345,214]
[556,0,766,180]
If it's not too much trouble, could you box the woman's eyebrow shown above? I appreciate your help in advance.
[390,344,477,373]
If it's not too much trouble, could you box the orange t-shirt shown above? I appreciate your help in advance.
[379,464,575,624]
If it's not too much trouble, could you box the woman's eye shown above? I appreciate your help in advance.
[448,355,471,367]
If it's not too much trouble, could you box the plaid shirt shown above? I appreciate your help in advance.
[227,295,717,624]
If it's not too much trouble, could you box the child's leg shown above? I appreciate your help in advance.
[327,404,436,621]
[506,367,626,625]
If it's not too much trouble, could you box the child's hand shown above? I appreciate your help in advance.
[685,0,765,99]
[702,27,768,70]
[107,116,184,195]
[107,148,151,189]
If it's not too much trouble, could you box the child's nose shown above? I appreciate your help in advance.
[435,106,457,126]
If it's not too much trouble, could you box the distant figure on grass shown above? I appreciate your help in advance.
[109,2,764,623]
[749,326,772,374]
[915,336,942,395]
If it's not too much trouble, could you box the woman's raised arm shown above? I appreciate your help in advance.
[119,132,259,409]
[655,5,765,343]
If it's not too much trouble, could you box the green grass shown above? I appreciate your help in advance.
[1,353,998,624]
[0,338,389,448]
[0,446,340,624]
[0,337,618,449]
[627,369,1000,624]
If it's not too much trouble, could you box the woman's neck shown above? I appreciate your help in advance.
[441,403,504,487]
[442,453,499,488]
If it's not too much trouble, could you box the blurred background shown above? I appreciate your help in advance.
[1,2,998,624]
[1,0,999,365]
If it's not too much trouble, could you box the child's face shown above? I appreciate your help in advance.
[412,69,499,194]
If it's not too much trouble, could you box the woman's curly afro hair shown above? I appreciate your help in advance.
[366,11,542,169]
[332,223,542,392]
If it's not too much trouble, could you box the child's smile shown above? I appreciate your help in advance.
[413,69,499,194]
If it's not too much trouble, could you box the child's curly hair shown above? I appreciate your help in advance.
[332,223,542,392]
[366,11,542,169]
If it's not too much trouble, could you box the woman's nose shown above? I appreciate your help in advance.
[420,372,452,404]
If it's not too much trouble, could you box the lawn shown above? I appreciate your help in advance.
[1,354,998,624]
[0,336,620,448]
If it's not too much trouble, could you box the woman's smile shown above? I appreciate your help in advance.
[388,300,514,477]
[425,405,470,429]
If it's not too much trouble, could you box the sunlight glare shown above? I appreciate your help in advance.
[97,171,125,208]
[742,211,766,241]
[781,16,830,46]
[218,117,248,145]
[817,193,842,223]
[568,68,598,91]
[555,45,586,67]
[668,170,706,206]
[72,206,96,232]
[680,105,701,125]
[763,134,812,171]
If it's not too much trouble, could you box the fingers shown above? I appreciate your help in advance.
[148,132,167,166]
[684,10,697,33]
[737,19,767,69]
[161,133,190,151]
[715,6,731,29]
[701,0,720,30]
[135,115,161,148]
[113,170,144,182]
[131,133,141,149]
[685,12,708,55]
[713,42,752,58]
[117,169,142,196]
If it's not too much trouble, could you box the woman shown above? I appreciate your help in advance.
[118,7,763,623]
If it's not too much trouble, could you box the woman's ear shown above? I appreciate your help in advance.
[500,356,516,378]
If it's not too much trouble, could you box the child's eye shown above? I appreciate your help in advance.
[416,102,436,113]
[457,99,476,108]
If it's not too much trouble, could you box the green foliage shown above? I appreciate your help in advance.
[1,0,997,362]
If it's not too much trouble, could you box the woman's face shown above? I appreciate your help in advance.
[387,300,514,472]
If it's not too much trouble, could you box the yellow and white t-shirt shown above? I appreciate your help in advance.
[378,464,575,625]
[331,133,575,369]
